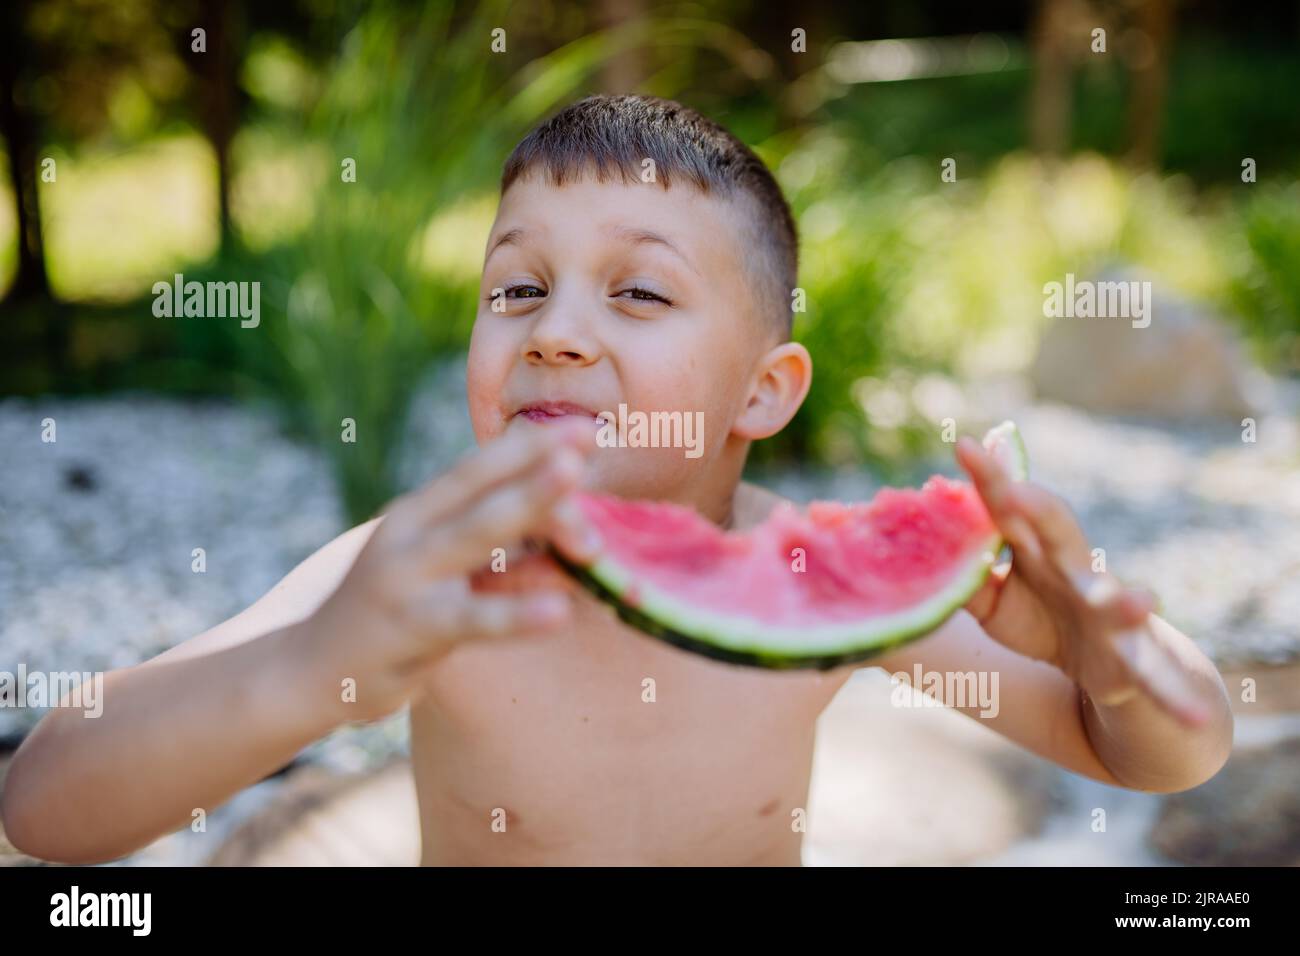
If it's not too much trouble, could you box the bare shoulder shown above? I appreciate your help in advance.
[732,480,794,531]
[145,516,383,666]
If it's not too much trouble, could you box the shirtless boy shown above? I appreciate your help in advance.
[2,96,1233,866]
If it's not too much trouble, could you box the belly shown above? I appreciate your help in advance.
[408,583,849,865]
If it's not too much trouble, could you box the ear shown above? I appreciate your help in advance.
[732,341,813,441]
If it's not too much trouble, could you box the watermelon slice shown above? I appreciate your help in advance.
[554,422,1029,670]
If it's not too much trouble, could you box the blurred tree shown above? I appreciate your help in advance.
[0,0,334,306]
[1125,0,1175,167]
[1031,0,1179,165]
[180,0,340,245]
[1029,0,1076,156]
[0,0,197,312]
[0,0,51,300]
[191,0,241,241]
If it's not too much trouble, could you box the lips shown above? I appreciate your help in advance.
[513,400,606,423]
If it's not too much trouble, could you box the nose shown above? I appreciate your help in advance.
[521,294,599,367]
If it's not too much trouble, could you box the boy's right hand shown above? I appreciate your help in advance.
[303,419,599,723]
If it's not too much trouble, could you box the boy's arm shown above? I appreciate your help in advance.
[0,520,377,864]
[871,608,1232,792]
[1,421,598,864]
[871,436,1233,795]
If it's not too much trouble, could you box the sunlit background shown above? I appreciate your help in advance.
[2,0,1298,867]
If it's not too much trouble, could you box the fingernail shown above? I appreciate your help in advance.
[549,449,582,484]
[1071,572,1122,607]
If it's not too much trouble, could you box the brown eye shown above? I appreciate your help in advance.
[506,284,547,299]
[619,286,672,305]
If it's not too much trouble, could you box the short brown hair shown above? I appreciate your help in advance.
[501,95,798,339]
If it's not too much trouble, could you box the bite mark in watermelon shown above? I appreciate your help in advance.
[553,421,1030,670]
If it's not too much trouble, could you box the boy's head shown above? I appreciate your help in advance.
[468,95,811,510]
[502,95,798,338]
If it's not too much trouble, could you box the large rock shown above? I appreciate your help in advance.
[1030,267,1269,420]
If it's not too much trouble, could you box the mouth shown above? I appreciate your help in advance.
[512,400,607,424]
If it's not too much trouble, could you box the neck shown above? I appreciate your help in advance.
[678,434,749,530]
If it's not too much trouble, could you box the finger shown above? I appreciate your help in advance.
[1071,579,1157,627]
[1008,484,1093,575]
[394,418,594,530]
[423,446,586,575]
[409,591,573,652]
[465,541,539,584]
[1108,626,1213,729]
[966,565,1062,662]
[964,561,1009,626]
[469,549,577,597]
[955,438,1043,562]
[1003,515,1044,565]
[1091,684,1141,707]
[1124,587,1160,620]
[547,495,603,564]
[955,436,1017,513]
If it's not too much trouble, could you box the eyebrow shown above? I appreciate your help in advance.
[484,224,701,276]
[608,227,700,276]
[485,228,532,262]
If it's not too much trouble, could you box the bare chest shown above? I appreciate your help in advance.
[408,584,850,864]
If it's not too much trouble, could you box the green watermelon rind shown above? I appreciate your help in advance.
[556,421,1029,671]
[553,542,999,670]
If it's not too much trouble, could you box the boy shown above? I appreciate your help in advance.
[1,96,1233,866]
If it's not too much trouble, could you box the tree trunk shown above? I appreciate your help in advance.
[1029,0,1076,157]
[196,0,239,246]
[1126,0,1176,168]
[0,0,51,301]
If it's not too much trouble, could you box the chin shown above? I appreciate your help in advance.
[581,454,694,502]
[577,461,627,496]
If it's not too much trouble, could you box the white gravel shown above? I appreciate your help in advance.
[0,394,343,738]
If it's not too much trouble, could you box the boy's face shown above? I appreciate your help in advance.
[468,174,782,501]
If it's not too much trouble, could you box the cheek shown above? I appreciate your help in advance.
[465,321,513,441]
[619,360,733,454]
[619,324,747,419]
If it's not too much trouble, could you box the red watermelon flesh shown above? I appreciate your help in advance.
[553,421,1029,669]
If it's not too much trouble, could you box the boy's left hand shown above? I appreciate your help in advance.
[954,436,1212,729]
